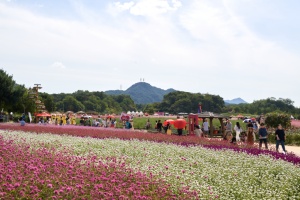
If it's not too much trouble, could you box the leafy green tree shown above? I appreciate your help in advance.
[40,92,55,112]
[159,91,224,114]
[143,103,159,115]
[83,100,98,112]
[11,85,35,113]
[0,69,15,110]
[265,113,291,129]
[111,94,136,112]
[170,98,192,114]
[59,96,85,112]
[73,90,91,102]
[225,98,298,116]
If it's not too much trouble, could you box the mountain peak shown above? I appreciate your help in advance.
[105,82,176,104]
[225,98,248,105]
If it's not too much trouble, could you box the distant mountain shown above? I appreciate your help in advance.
[225,98,248,105]
[105,82,176,104]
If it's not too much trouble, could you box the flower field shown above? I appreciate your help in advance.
[1,124,300,199]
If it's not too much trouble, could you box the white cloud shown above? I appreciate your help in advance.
[1,1,300,106]
[114,1,135,11]
[51,62,66,69]
[114,0,182,16]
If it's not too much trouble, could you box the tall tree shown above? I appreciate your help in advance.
[0,69,15,110]
[40,92,55,112]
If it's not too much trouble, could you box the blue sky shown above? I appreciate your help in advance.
[1,0,300,107]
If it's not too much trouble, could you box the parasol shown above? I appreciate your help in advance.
[173,119,187,129]
[163,119,174,126]
[35,112,51,117]
[106,115,115,119]
[120,115,130,121]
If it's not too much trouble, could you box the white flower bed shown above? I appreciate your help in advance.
[1,130,300,199]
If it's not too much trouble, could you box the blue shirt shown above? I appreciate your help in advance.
[259,127,268,138]
[20,120,26,126]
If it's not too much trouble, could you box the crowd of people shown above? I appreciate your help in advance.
[33,113,137,131]
[19,113,287,153]
[191,118,286,153]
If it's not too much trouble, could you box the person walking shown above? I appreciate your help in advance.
[194,124,203,137]
[156,120,163,133]
[225,119,233,140]
[247,127,255,145]
[163,120,169,133]
[130,119,134,130]
[203,119,209,137]
[125,119,132,129]
[247,121,253,128]
[275,124,286,154]
[234,122,242,141]
[258,123,268,150]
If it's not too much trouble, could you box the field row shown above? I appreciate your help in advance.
[1,128,300,199]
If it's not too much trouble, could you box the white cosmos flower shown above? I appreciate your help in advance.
[1,130,300,199]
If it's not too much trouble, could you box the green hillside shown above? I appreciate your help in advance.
[105,82,176,104]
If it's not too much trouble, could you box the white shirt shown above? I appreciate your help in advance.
[203,122,209,131]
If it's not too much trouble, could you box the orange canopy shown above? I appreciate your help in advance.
[35,112,51,117]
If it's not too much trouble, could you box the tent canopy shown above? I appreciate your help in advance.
[35,112,51,117]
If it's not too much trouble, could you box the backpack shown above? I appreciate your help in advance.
[128,123,132,129]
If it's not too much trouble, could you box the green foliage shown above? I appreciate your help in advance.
[62,96,85,112]
[40,93,55,112]
[0,69,36,113]
[265,113,291,128]
[224,97,298,115]
[0,69,15,108]
[51,90,136,114]
[158,91,224,114]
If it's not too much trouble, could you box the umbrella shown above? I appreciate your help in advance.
[76,111,85,114]
[106,115,115,119]
[173,119,187,129]
[120,115,130,121]
[35,112,51,117]
[163,119,174,126]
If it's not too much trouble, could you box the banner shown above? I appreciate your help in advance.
[28,112,32,123]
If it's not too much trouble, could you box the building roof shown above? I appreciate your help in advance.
[190,112,229,119]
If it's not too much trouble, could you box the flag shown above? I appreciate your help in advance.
[28,112,32,123]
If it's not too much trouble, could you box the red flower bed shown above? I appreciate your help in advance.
[0,136,198,199]
[1,123,300,165]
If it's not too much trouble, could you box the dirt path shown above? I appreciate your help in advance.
[285,146,300,156]
[269,144,300,157]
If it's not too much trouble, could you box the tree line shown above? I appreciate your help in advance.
[223,97,300,118]
[1,69,300,118]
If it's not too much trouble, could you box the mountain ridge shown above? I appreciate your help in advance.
[105,82,176,104]
[106,82,248,105]
[225,98,248,105]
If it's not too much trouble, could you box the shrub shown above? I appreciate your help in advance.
[265,112,291,129]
